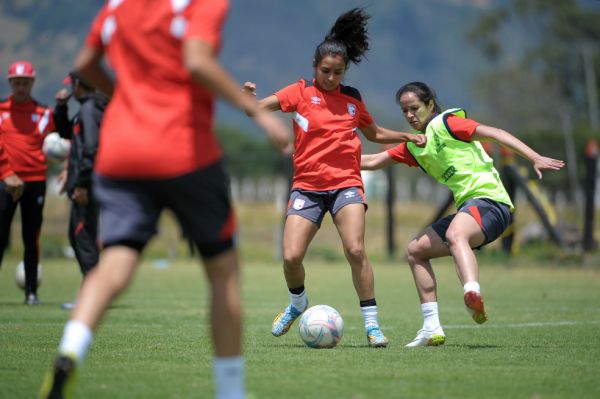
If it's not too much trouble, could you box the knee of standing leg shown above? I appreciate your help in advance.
[344,243,365,262]
[283,249,303,268]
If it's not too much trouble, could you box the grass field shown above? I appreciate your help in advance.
[1,252,599,398]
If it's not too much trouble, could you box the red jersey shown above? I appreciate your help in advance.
[0,96,55,181]
[86,0,228,178]
[387,115,480,166]
[275,79,374,191]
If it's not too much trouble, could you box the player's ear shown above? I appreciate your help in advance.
[427,100,434,112]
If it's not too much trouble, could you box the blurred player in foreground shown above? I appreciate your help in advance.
[40,1,290,398]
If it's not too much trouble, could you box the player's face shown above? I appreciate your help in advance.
[314,54,346,92]
[9,77,34,103]
[398,91,435,132]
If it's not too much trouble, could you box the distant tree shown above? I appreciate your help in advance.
[216,124,287,178]
[468,0,600,132]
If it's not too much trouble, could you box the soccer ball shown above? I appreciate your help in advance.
[15,261,42,290]
[298,304,344,349]
[43,132,70,162]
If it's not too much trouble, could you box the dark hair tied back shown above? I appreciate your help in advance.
[313,8,370,68]
[395,82,442,114]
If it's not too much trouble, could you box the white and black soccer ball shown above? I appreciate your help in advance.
[43,132,70,162]
[298,304,344,349]
[15,261,42,290]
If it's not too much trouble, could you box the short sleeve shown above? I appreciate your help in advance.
[446,114,480,142]
[185,0,229,49]
[357,102,374,128]
[386,143,419,167]
[85,5,108,49]
[274,80,304,113]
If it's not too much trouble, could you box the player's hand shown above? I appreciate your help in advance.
[3,174,24,202]
[242,81,256,96]
[72,187,89,205]
[532,155,565,179]
[254,110,292,155]
[411,134,427,148]
[55,88,71,105]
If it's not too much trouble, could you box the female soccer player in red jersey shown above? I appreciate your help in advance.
[39,1,291,399]
[245,8,425,348]
[361,82,564,347]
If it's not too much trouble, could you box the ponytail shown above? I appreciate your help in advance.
[313,8,370,68]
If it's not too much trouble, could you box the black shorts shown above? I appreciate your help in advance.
[431,198,512,249]
[286,187,367,227]
[94,161,236,258]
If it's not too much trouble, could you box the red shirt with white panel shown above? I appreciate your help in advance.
[386,115,480,166]
[275,79,374,191]
[85,0,228,179]
[0,96,55,181]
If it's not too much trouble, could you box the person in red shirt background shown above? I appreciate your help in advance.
[244,8,425,348]
[39,1,291,399]
[0,60,56,305]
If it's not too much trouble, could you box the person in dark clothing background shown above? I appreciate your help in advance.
[54,71,107,310]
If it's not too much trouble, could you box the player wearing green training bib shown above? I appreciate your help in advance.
[361,81,564,348]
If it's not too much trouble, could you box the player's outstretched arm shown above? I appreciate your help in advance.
[242,82,282,113]
[361,151,397,171]
[183,39,291,153]
[360,123,426,147]
[472,124,565,179]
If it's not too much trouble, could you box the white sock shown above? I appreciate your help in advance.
[360,305,380,330]
[214,356,245,399]
[463,281,481,294]
[421,302,441,332]
[288,290,308,312]
[58,320,93,364]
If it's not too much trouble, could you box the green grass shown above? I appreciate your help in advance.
[1,254,599,399]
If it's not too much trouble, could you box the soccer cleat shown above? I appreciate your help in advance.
[39,355,78,399]
[25,293,42,305]
[405,328,446,347]
[271,304,304,337]
[366,327,389,348]
[464,290,488,324]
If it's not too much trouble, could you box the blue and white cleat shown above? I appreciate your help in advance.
[405,327,446,348]
[272,304,304,337]
[366,327,389,347]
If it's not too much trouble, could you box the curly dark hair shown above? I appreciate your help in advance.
[313,8,370,69]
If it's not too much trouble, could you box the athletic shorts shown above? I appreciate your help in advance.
[286,187,367,227]
[94,161,236,259]
[431,198,512,248]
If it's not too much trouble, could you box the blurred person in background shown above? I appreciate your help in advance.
[244,8,425,348]
[361,81,564,347]
[39,1,291,399]
[0,60,57,305]
[54,71,107,311]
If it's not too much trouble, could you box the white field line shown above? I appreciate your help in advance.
[443,320,600,329]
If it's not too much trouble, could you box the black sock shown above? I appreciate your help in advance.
[289,285,305,295]
[360,298,377,308]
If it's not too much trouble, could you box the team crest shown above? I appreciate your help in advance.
[347,103,356,116]
[293,198,306,210]
[311,96,321,105]
[31,114,40,123]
